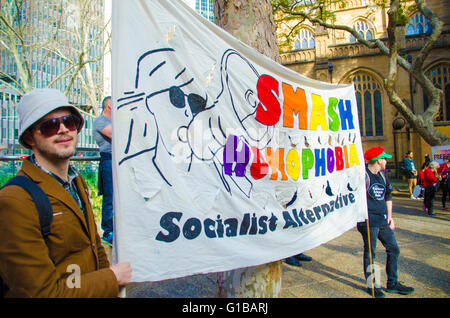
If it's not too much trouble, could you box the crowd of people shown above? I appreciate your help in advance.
[404,151,450,215]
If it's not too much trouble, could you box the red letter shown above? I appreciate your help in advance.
[335,146,344,171]
[250,147,270,179]
[256,75,280,126]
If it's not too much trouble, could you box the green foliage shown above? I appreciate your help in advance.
[87,181,103,223]
[71,160,102,223]
[273,0,418,53]
[0,160,22,187]
[396,5,409,26]
[273,0,341,52]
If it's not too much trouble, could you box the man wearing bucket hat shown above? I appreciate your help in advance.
[357,146,414,298]
[0,88,131,297]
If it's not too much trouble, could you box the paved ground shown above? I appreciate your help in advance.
[111,192,449,298]
[280,195,449,298]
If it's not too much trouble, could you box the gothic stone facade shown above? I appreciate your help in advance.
[278,0,450,172]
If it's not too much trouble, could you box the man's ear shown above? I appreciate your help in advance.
[22,130,35,148]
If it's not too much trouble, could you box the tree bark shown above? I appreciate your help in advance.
[214,0,283,298]
[215,0,280,63]
[216,262,282,297]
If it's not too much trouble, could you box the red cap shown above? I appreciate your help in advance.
[364,146,392,162]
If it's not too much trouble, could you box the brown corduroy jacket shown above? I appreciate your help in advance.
[0,158,118,297]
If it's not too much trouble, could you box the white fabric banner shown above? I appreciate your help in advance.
[431,145,450,164]
[111,0,368,282]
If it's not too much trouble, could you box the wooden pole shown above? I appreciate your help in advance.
[366,219,375,298]
[103,242,127,297]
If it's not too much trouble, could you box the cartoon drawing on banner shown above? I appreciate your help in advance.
[116,48,210,187]
[116,48,279,198]
[115,46,360,202]
[178,49,277,198]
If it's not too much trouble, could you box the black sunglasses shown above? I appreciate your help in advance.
[169,86,207,116]
[34,114,82,137]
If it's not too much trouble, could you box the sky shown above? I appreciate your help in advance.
[182,0,196,7]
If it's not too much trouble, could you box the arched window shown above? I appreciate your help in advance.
[349,20,374,43]
[294,29,315,50]
[424,63,450,121]
[351,72,384,137]
[406,13,432,36]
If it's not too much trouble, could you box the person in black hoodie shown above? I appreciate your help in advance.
[357,146,414,298]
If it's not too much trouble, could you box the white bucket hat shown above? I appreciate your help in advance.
[17,88,85,149]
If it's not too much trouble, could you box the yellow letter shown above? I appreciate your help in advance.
[310,94,329,131]
[286,149,301,180]
[349,144,360,167]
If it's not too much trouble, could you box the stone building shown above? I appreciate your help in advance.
[278,0,450,173]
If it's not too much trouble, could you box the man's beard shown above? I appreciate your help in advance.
[55,147,76,160]
[35,135,77,161]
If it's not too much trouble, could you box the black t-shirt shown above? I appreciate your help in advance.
[359,167,393,227]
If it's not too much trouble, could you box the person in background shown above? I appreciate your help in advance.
[421,154,431,170]
[418,161,428,186]
[282,191,313,267]
[403,151,418,200]
[416,164,427,200]
[423,161,441,216]
[0,88,131,297]
[284,253,313,267]
[93,96,114,246]
[358,146,414,298]
[437,156,450,211]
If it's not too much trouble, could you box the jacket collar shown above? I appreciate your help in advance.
[19,157,91,236]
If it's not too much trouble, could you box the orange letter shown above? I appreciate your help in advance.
[282,83,308,129]
[266,147,288,181]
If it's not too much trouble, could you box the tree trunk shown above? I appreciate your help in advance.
[214,0,283,298]
[215,0,280,63]
[216,261,282,297]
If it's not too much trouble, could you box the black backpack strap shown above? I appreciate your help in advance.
[1,175,54,297]
[365,169,387,189]
[2,175,53,241]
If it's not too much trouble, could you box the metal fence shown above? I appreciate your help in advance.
[0,92,98,151]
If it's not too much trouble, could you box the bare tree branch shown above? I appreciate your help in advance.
[273,0,449,145]
[0,0,110,116]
